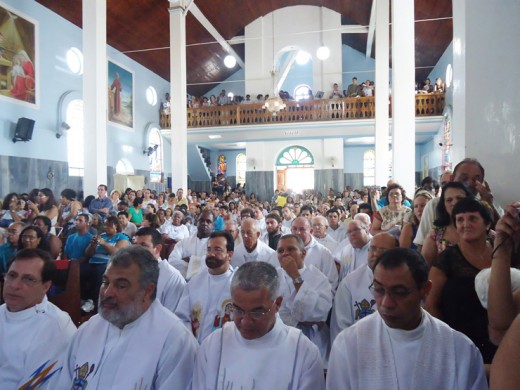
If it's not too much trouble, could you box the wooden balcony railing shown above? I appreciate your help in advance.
[160,93,445,129]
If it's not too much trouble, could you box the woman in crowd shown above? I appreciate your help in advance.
[370,183,412,237]
[156,193,168,211]
[109,189,122,213]
[57,189,82,236]
[421,182,473,266]
[400,190,434,250]
[141,212,161,230]
[18,225,50,253]
[0,193,21,227]
[84,216,130,305]
[425,197,497,365]
[28,188,58,226]
[165,207,173,222]
[90,213,104,235]
[128,198,143,227]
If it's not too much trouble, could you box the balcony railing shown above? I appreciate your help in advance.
[160,93,445,129]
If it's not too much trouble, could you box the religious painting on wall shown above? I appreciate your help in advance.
[0,2,38,106]
[108,59,134,130]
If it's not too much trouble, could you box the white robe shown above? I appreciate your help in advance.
[327,310,488,390]
[175,267,234,343]
[327,224,347,242]
[168,233,209,279]
[231,240,278,268]
[157,258,186,312]
[0,297,76,389]
[304,237,339,293]
[330,264,375,343]
[54,300,198,389]
[314,234,338,254]
[278,264,333,368]
[160,222,189,241]
[193,319,325,390]
[336,241,370,280]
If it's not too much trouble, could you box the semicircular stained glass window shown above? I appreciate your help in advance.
[276,145,314,167]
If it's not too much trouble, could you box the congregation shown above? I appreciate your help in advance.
[0,157,519,388]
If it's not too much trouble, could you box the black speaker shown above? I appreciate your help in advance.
[13,117,35,142]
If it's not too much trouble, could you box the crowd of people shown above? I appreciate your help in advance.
[0,157,519,388]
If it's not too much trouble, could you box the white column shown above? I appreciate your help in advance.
[391,0,415,194]
[169,2,188,192]
[374,0,390,186]
[451,0,466,165]
[82,0,107,194]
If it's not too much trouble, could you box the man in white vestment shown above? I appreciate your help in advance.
[231,218,277,268]
[327,248,488,390]
[276,234,333,368]
[330,232,398,343]
[291,217,339,293]
[193,261,325,389]
[176,231,235,343]
[224,219,242,247]
[169,209,214,279]
[311,215,338,253]
[0,248,77,389]
[133,227,186,312]
[55,246,198,389]
[326,208,347,242]
[335,219,371,280]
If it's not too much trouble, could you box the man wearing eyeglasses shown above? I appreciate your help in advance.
[335,219,371,280]
[1,248,76,388]
[175,231,235,343]
[330,232,398,343]
[54,246,198,389]
[193,261,325,389]
[327,248,487,390]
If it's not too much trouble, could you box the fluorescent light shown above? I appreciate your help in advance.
[208,135,222,139]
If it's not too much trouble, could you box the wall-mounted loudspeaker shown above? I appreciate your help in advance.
[13,117,35,143]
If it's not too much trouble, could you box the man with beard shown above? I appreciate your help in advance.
[261,213,284,250]
[54,246,198,389]
[175,231,235,343]
[231,218,277,268]
[169,209,214,279]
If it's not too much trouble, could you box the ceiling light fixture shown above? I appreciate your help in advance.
[316,7,330,61]
[263,14,286,116]
[224,55,236,68]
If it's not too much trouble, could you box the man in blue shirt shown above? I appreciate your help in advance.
[88,184,112,221]
[62,214,93,262]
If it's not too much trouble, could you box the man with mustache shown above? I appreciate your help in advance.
[175,231,235,343]
[54,246,198,389]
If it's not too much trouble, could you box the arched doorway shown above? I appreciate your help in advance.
[275,145,314,194]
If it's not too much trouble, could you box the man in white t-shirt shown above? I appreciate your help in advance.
[175,231,235,343]
[0,248,76,388]
[232,218,277,268]
[193,261,325,389]
[327,248,487,390]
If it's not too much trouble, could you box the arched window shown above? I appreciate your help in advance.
[276,145,314,167]
[294,84,312,101]
[363,150,375,186]
[148,127,163,183]
[66,99,84,176]
[236,153,247,186]
[116,158,135,175]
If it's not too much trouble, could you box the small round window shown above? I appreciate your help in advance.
[66,47,83,75]
[146,86,158,105]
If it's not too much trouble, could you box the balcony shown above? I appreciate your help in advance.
[160,93,445,129]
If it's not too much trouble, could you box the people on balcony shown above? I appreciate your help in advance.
[329,83,343,99]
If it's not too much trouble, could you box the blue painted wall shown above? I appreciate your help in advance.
[0,0,170,175]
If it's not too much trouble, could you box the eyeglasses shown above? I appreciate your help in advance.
[231,300,277,320]
[4,271,42,287]
[21,235,38,241]
[7,229,19,235]
[369,283,417,300]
